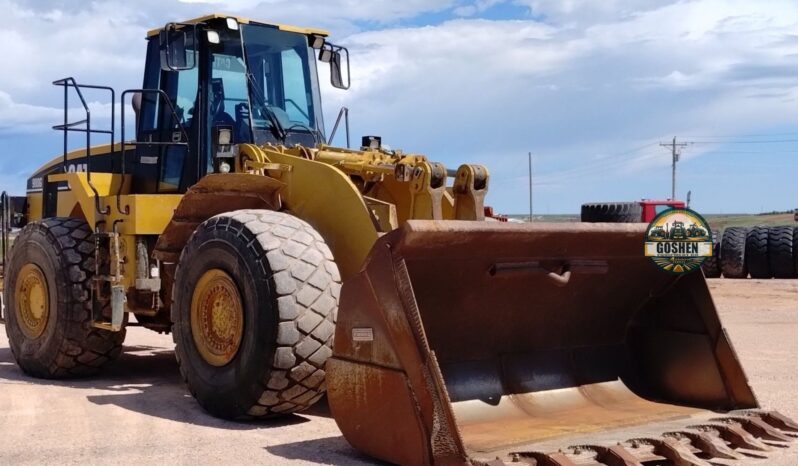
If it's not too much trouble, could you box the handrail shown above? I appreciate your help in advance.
[328,106,350,148]
[118,88,189,215]
[52,78,115,216]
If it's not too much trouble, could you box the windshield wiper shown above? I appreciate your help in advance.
[244,71,287,141]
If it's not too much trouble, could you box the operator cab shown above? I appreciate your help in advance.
[132,14,349,194]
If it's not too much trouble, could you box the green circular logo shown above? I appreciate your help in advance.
[644,208,713,274]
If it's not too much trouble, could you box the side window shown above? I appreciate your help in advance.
[159,68,197,192]
[281,48,311,125]
[138,39,161,134]
[172,67,199,128]
[139,40,198,134]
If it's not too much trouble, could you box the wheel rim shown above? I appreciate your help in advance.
[190,269,244,366]
[15,263,49,339]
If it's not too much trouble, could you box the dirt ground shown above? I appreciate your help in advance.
[0,279,796,465]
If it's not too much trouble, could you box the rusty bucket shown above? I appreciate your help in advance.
[325,221,793,465]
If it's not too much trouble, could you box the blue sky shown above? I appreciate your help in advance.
[1,0,797,214]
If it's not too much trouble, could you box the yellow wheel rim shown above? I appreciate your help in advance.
[15,263,49,339]
[190,269,244,366]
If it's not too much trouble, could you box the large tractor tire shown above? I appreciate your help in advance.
[3,217,125,378]
[580,202,642,223]
[700,229,721,278]
[768,226,794,278]
[172,209,340,420]
[720,227,748,278]
[746,225,771,279]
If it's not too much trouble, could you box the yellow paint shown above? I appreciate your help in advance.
[45,172,182,235]
[108,195,184,235]
[239,144,378,281]
[38,172,184,289]
[27,193,43,221]
[30,143,119,177]
[145,13,329,38]
[191,268,244,366]
[14,263,49,339]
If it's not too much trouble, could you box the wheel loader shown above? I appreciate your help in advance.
[1,13,797,466]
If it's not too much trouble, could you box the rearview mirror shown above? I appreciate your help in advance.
[159,23,196,72]
[319,43,350,90]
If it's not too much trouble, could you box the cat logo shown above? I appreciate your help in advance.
[66,163,88,173]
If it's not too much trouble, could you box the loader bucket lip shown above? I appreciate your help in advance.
[330,219,764,466]
[397,219,648,242]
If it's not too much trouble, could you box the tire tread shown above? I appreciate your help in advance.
[5,217,124,378]
[173,209,339,419]
[746,225,771,279]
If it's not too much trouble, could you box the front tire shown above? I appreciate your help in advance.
[3,218,125,378]
[172,210,340,419]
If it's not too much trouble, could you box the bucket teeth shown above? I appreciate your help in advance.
[623,438,710,466]
[664,431,743,460]
[688,422,772,451]
[502,410,798,466]
[511,451,578,466]
[741,409,798,433]
[713,415,794,442]
[571,444,642,466]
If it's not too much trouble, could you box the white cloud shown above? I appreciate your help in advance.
[1,0,798,212]
[0,91,63,132]
[178,0,456,24]
[0,90,122,134]
[325,1,798,211]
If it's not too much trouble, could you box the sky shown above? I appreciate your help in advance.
[1,0,797,214]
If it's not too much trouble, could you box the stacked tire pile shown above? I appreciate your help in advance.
[701,225,798,279]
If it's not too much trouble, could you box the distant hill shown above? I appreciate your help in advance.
[506,212,795,230]
[703,213,794,230]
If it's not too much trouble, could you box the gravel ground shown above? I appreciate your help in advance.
[0,278,796,465]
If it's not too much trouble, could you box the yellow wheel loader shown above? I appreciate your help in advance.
[1,13,796,465]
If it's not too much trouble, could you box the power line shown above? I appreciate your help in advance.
[692,139,798,144]
[685,131,798,139]
[660,137,692,200]
[531,152,664,183]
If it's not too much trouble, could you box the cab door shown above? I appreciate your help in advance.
[134,33,203,194]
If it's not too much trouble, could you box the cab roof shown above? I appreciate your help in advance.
[146,13,329,38]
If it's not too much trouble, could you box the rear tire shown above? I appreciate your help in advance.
[720,227,748,278]
[580,202,642,223]
[3,218,125,378]
[768,226,794,278]
[701,230,721,278]
[746,226,771,279]
[172,209,340,419]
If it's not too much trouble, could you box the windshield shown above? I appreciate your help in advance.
[241,24,324,142]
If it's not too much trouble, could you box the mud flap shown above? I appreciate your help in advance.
[327,221,796,465]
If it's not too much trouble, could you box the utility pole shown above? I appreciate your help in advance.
[660,137,689,200]
[528,152,533,221]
